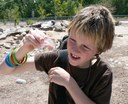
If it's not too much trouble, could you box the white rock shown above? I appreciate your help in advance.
[16,78,27,84]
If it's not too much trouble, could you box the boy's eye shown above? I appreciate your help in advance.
[69,38,75,43]
[83,45,90,50]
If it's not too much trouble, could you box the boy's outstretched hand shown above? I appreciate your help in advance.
[10,29,49,67]
[22,29,49,52]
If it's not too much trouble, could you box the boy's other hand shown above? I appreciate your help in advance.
[48,67,71,87]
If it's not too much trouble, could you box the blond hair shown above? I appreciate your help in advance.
[68,5,115,53]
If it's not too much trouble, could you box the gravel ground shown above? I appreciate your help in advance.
[0,21,128,104]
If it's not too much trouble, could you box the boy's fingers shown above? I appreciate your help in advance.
[48,67,57,75]
[30,29,47,38]
[48,74,55,82]
[29,29,48,44]
[25,34,41,47]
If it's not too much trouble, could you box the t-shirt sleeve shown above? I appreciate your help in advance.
[90,68,113,104]
[34,50,59,74]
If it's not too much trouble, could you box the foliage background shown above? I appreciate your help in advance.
[0,0,128,21]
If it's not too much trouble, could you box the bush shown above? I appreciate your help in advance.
[26,19,34,25]
[14,19,20,26]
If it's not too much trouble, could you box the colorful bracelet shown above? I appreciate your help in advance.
[5,53,17,68]
[11,48,28,65]
[4,48,28,68]
[11,48,20,65]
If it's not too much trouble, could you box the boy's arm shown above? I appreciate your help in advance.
[0,57,36,75]
[0,45,36,75]
[66,77,96,104]
[0,29,48,75]
[49,67,96,104]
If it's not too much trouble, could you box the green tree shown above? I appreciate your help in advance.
[111,0,128,15]
[35,0,46,18]
[0,0,128,20]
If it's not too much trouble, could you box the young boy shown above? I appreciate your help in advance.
[0,5,115,104]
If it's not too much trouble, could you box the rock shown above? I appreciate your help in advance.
[31,22,42,28]
[117,34,123,37]
[41,20,55,31]
[0,33,7,40]
[61,20,70,28]
[15,40,20,44]
[54,22,65,32]
[16,78,27,84]
[0,31,2,35]
[3,28,17,37]
[0,28,3,32]
[115,26,128,35]
[15,27,30,34]
[3,43,11,49]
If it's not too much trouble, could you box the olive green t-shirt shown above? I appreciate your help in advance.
[35,50,112,104]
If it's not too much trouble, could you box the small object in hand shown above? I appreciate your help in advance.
[30,29,56,50]
[16,78,27,84]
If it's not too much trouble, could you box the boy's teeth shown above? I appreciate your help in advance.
[72,54,78,58]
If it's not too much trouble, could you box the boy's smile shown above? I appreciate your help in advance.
[67,31,98,68]
[71,53,80,59]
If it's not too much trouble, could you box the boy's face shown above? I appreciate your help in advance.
[67,31,98,68]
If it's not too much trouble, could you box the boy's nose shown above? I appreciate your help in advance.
[72,45,80,53]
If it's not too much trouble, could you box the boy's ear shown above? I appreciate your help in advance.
[95,53,100,58]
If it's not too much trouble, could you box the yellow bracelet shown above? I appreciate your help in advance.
[11,48,28,66]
